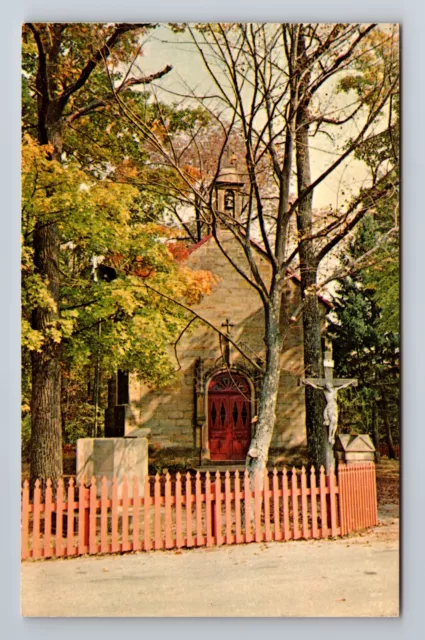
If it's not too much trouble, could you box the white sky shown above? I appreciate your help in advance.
[135,24,381,211]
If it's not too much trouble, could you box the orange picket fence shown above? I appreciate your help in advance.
[21,463,377,561]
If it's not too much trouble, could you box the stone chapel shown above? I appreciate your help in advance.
[104,162,330,468]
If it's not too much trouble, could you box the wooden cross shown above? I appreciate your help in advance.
[301,341,357,449]
[222,318,234,335]
[221,319,234,365]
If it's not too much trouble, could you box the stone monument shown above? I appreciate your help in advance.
[76,427,150,497]
[335,433,376,464]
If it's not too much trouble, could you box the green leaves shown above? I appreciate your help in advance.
[330,215,399,440]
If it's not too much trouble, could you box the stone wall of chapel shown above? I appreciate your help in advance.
[128,231,311,462]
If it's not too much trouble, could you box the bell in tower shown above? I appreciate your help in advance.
[215,150,245,219]
[224,189,235,213]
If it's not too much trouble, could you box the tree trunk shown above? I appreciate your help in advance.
[300,273,328,470]
[294,71,328,471]
[371,398,381,462]
[30,219,63,489]
[381,394,396,459]
[246,295,283,478]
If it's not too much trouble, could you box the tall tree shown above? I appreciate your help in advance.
[115,23,399,474]
[292,24,399,468]
[22,23,214,487]
[329,216,399,457]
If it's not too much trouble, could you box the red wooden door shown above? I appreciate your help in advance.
[208,373,252,461]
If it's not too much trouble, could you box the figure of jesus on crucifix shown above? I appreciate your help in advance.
[301,341,358,446]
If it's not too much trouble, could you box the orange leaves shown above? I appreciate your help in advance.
[167,242,190,262]
[180,267,219,305]
[115,158,139,180]
[183,164,202,182]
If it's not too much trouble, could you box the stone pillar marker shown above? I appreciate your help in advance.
[335,433,376,464]
[76,428,151,497]
[301,341,358,472]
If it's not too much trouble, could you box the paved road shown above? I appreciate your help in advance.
[21,519,399,618]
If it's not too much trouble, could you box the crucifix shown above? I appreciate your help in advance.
[221,318,234,366]
[301,340,357,469]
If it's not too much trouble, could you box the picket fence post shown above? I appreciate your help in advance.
[310,467,319,538]
[225,470,232,545]
[328,468,338,537]
[319,466,328,538]
[264,471,271,542]
[154,473,162,550]
[205,472,213,547]
[186,472,194,548]
[272,468,280,541]
[132,476,141,552]
[77,481,87,555]
[244,469,252,543]
[144,474,151,552]
[254,469,262,543]
[55,478,64,557]
[21,480,29,560]
[300,467,308,539]
[165,472,173,549]
[291,468,300,540]
[215,471,223,546]
[44,479,53,558]
[235,470,242,543]
[100,477,108,553]
[195,471,203,547]
[66,478,75,556]
[175,472,183,548]
[282,467,290,540]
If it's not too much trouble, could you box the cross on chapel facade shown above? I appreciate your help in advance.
[220,318,234,366]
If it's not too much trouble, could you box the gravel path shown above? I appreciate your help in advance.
[21,513,399,618]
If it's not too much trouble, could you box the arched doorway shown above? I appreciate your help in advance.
[208,372,252,461]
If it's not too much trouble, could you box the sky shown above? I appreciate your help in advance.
[132,24,384,212]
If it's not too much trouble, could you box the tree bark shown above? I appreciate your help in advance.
[30,219,63,489]
[30,69,65,487]
[294,40,328,470]
[381,394,396,459]
[371,397,381,462]
[246,292,283,478]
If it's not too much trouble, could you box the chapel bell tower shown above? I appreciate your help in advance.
[215,151,245,218]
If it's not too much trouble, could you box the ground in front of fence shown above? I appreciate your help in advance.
[21,514,399,617]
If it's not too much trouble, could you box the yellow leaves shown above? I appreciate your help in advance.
[21,319,44,352]
[47,327,64,344]
[58,317,78,338]
[41,142,55,156]
[110,286,137,315]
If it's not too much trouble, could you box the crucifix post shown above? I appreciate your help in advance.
[301,341,357,473]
